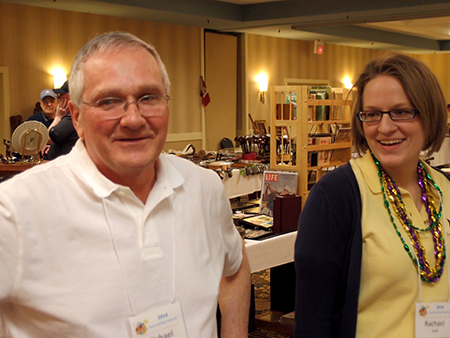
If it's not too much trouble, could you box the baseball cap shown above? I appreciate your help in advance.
[40,89,57,100]
[53,81,69,95]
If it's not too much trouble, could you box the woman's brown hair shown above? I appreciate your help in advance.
[351,53,448,156]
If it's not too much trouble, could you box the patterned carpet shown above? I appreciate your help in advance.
[249,269,292,338]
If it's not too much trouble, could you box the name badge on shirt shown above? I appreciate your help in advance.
[416,302,450,337]
[129,301,188,338]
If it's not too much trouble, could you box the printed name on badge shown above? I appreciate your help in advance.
[415,303,450,338]
[129,301,187,338]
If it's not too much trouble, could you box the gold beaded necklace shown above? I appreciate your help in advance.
[372,153,446,283]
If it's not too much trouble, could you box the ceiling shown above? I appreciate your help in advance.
[3,0,450,54]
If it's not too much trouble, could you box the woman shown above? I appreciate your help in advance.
[294,53,450,338]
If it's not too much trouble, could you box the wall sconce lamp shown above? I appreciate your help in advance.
[343,76,353,89]
[256,73,268,103]
[51,68,67,89]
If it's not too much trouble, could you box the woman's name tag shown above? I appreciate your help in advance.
[416,303,450,337]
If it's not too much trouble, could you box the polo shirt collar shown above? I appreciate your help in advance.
[357,152,383,194]
[67,140,185,200]
[356,151,442,196]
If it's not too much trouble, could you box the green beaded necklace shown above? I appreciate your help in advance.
[372,153,446,283]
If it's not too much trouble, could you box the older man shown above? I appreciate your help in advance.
[0,32,250,337]
[27,89,57,127]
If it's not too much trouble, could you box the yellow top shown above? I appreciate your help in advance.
[351,152,450,338]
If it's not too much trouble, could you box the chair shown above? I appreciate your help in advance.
[9,114,23,136]
[220,137,233,149]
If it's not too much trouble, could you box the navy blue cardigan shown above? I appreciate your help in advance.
[294,163,450,338]
[294,163,362,338]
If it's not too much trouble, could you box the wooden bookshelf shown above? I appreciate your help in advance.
[269,85,353,206]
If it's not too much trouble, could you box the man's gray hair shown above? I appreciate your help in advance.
[69,31,170,107]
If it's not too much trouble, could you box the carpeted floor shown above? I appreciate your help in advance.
[248,269,292,338]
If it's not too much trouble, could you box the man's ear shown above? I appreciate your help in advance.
[70,101,84,139]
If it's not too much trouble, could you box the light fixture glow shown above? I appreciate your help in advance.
[255,73,268,103]
[51,68,67,88]
[343,76,353,89]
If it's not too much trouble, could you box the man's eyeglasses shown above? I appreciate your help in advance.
[82,94,170,120]
[357,108,419,122]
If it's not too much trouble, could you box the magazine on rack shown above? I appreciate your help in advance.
[259,171,298,216]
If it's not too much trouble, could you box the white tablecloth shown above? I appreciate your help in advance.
[222,169,263,199]
[244,231,297,273]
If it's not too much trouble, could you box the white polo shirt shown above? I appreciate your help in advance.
[0,140,243,337]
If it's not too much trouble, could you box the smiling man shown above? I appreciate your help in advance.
[0,31,250,338]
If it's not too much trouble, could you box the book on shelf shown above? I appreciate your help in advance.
[259,171,298,216]
[315,91,326,121]
[285,91,297,119]
[317,150,330,166]
[309,132,332,145]
[309,86,331,121]
[309,150,331,166]
[335,126,352,143]
[308,133,332,167]
[330,148,351,163]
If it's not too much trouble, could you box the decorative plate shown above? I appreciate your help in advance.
[11,121,48,155]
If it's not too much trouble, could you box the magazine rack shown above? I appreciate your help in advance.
[269,85,353,206]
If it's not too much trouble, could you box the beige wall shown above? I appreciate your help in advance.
[417,53,450,101]
[1,2,450,153]
[246,34,388,126]
[0,2,203,150]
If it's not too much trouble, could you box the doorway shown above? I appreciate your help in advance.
[204,31,238,150]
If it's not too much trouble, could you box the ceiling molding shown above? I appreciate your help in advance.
[295,25,444,51]
[2,0,450,53]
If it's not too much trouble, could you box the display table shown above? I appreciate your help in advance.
[245,231,297,336]
[245,231,296,273]
[222,169,263,199]
[0,162,43,178]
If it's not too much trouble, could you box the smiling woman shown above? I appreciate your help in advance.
[360,75,427,181]
[295,53,450,338]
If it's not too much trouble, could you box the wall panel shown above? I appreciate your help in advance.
[245,34,450,127]
[1,2,450,154]
[0,2,202,143]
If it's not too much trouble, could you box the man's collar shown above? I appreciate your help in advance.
[67,140,185,200]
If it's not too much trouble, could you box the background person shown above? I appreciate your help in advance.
[27,89,56,127]
[294,53,450,338]
[0,31,250,337]
[42,81,79,160]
